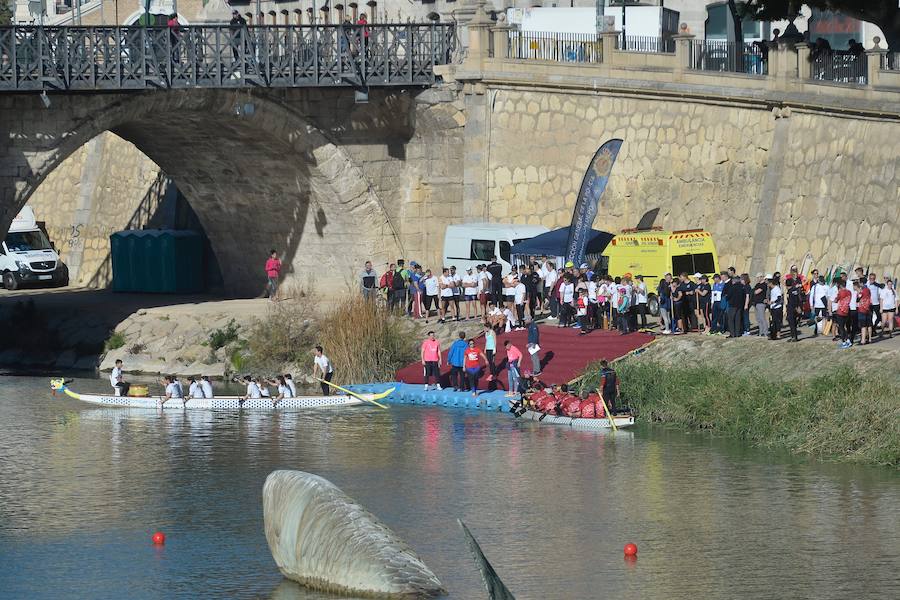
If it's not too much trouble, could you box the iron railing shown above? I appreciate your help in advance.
[616,34,674,53]
[688,40,768,76]
[810,51,867,85]
[506,30,602,64]
[0,24,455,91]
[880,52,900,71]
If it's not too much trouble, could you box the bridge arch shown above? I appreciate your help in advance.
[4,89,406,296]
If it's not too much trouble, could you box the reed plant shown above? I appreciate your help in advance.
[240,294,417,385]
[578,359,899,467]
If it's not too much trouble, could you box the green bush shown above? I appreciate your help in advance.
[208,319,240,351]
[104,332,126,351]
[577,359,899,467]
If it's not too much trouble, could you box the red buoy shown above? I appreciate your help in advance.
[152,531,166,545]
[624,542,637,556]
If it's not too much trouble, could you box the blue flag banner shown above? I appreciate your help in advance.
[565,139,623,266]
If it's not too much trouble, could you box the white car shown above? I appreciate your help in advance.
[1,206,68,290]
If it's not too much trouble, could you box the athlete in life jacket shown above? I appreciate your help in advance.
[598,359,620,415]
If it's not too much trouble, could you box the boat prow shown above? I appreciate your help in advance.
[516,409,635,430]
[50,378,394,411]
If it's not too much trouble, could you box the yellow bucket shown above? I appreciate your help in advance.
[130,385,149,397]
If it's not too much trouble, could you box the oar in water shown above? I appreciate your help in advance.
[316,378,391,409]
[597,390,618,432]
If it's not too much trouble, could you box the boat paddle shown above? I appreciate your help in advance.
[316,378,391,409]
[597,389,618,432]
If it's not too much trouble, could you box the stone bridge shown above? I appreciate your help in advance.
[2,86,465,295]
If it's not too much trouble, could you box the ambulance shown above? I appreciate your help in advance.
[1,206,68,290]
[599,228,719,315]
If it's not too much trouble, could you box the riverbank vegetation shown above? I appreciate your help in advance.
[578,356,899,467]
[237,295,418,384]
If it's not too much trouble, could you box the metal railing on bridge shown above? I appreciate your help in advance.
[882,52,900,71]
[505,30,602,64]
[810,50,867,85]
[688,40,768,76]
[616,34,675,54]
[0,24,455,91]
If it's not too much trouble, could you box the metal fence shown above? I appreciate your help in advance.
[688,40,768,76]
[0,24,455,91]
[810,51,867,85]
[506,30,602,64]
[616,34,675,54]
[881,52,900,71]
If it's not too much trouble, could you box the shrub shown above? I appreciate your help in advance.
[104,332,126,351]
[127,343,146,355]
[208,319,240,351]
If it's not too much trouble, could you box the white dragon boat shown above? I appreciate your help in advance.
[50,378,393,411]
[516,409,635,430]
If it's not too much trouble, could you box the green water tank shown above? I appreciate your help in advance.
[110,230,204,293]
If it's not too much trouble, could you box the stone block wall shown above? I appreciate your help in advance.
[26,132,163,287]
[481,87,900,278]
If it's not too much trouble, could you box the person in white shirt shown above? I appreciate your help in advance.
[513,277,527,329]
[241,376,262,404]
[880,279,896,338]
[634,275,649,329]
[866,273,883,333]
[272,375,294,406]
[161,375,184,406]
[109,359,130,396]
[462,267,479,320]
[283,374,297,397]
[449,266,463,320]
[809,275,830,337]
[189,377,204,399]
[421,269,439,321]
[313,345,334,396]
[200,375,214,399]
[544,263,559,319]
[477,264,492,317]
[502,306,515,332]
[257,377,271,398]
[558,274,576,327]
[438,268,455,323]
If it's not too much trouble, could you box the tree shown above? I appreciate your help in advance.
[742,0,900,51]
[0,0,13,26]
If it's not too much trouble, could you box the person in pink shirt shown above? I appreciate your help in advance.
[265,249,282,302]
[420,331,442,390]
[503,339,523,397]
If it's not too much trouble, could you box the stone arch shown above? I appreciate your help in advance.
[4,89,405,296]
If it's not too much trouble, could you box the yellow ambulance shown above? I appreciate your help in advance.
[597,228,720,314]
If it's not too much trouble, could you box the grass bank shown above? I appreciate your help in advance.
[577,338,900,467]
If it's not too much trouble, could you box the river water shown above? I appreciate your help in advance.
[1,375,898,600]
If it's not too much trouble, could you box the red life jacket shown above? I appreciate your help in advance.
[579,399,596,419]
[588,393,605,418]
[561,395,581,416]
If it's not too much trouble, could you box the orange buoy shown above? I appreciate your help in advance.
[624,542,637,556]
[152,531,166,545]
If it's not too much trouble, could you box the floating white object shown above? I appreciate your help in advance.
[263,470,445,597]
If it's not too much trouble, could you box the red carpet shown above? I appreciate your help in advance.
[396,326,653,389]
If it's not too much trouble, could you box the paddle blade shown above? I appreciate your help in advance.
[458,519,516,600]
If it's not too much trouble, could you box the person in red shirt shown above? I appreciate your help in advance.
[463,339,488,397]
[265,249,282,302]
[834,287,852,348]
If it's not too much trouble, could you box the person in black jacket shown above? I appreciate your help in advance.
[724,275,745,338]
[229,10,247,63]
[785,277,803,342]
[487,256,503,305]
[526,316,541,375]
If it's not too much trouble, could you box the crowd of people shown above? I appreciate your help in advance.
[363,256,653,335]
[654,265,896,348]
[368,257,896,349]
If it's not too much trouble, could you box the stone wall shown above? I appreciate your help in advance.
[481,86,900,277]
[26,132,164,287]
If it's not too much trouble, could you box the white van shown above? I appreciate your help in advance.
[442,223,550,274]
[1,206,68,290]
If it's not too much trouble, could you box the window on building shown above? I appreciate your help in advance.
[809,9,862,50]
[705,2,767,42]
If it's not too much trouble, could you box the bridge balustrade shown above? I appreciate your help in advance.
[0,24,455,91]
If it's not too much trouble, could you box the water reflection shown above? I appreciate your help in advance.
[1,375,898,600]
